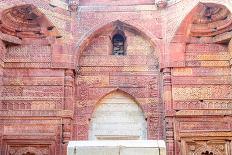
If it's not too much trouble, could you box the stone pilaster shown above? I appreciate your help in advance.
[64,69,75,111]
[62,69,74,144]
[162,68,175,155]
[163,68,173,116]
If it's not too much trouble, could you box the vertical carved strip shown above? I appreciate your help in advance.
[163,68,173,115]
[0,125,3,155]
[229,41,232,155]
[64,69,74,111]
[63,69,74,143]
[162,68,175,155]
[0,40,5,111]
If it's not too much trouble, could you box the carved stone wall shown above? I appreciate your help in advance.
[0,1,231,155]
[169,3,232,155]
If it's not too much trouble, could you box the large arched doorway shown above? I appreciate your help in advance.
[88,91,147,140]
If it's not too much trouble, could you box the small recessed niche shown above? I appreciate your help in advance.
[111,30,126,56]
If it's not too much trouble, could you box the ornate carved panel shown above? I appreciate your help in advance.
[183,139,230,155]
[9,146,49,155]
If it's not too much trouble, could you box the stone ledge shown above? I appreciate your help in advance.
[175,110,232,116]
[0,110,73,117]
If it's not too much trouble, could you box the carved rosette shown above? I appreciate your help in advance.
[69,0,79,12]
[155,0,168,8]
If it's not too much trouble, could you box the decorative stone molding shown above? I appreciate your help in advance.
[185,140,227,155]
[194,146,221,155]
[155,0,168,8]
[69,0,79,12]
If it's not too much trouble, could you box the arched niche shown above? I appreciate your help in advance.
[167,2,232,67]
[0,4,59,40]
[172,3,232,44]
[88,91,147,140]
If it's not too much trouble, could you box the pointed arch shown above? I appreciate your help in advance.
[89,89,147,140]
[93,89,146,115]
[75,20,162,66]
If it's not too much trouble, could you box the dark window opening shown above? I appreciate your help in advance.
[22,152,35,155]
[112,33,125,55]
[201,151,214,155]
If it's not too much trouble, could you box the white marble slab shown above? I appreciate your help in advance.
[67,140,166,155]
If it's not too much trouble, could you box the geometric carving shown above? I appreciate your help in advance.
[174,100,232,110]
[195,146,221,155]
[180,122,230,132]
[4,125,56,135]
[1,1,232,155]
[186,140,227,155]
[173,85,232,100]
[201,151,214,155]
[186,60,229,67]
[5,45,51,63]
[9,146,48,155]
[172,67,230,76]
[186,44,228,53]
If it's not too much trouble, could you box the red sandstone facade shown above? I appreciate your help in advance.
[0,0,231,155]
